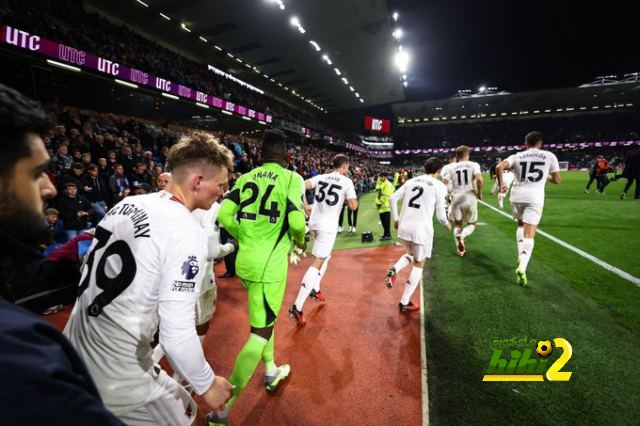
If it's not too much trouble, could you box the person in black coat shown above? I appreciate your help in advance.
[82,164,109,220]
[57,183,94,240]
[620,149,640,200]
[0,82,124,425]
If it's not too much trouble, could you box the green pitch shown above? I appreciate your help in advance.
[323,173,640,424]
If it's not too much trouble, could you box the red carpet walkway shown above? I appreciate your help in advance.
[45,245,423,426]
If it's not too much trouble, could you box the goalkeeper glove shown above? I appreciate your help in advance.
[289,242,307,265]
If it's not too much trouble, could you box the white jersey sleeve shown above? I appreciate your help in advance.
[507,149,559,204]
[389,185,406,222]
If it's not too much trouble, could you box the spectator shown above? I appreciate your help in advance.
[58,183,94,239]
[620,149,640,200]
[0,82,124,425]
[82,164,109,220]
[108,163,130,204]
[43,207,67,246]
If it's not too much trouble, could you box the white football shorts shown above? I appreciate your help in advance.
[450,194,478,224]
[401,239,432,263]
[117,367,197,426]
[310,230,337,259]
[511,202,544,226]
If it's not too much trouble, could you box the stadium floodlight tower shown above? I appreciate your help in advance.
[476,86,498,96]
[621,72,640,83]
[579,75,619,87]
[452,89,472,98]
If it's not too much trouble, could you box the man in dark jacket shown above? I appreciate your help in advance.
[620,149,640,200]
[0,83,124,424]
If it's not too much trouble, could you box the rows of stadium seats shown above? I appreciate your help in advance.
[394,111,640,149]
[1,0,342,137]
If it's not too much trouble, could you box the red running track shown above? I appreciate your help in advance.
[45,245,423,426]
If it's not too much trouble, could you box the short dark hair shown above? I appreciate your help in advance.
[261,129,286,164]
[424,157,444,174]
[333,154,349,169]
[525,131,543,146]
[0,83,53,181]
[72,162,84,170]
[86,163,98,171]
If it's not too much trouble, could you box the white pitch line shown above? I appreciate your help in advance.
[478,200,640,287]
[419,278,429,425]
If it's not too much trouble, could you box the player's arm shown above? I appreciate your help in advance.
[435,184,452,231]
[346,181,358,211]
[158,244,234,410]
[474,163,484,200]
[288,174,307,249]
[389,186,405,223]
[495,159,512,192]
[218,186,241,239]
[547,155,562,185]
[548,172,561,185]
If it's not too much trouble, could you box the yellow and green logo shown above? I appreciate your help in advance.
[482,337,573,382]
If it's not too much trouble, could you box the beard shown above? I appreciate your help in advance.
[0,190,50,248]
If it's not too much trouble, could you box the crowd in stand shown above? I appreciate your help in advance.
[395,111,640,149]
[39,105,387,251]
[0,0,340,136]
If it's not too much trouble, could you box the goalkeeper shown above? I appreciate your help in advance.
[211,129,306,425]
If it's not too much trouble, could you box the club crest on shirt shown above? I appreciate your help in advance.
[181,255,199,279]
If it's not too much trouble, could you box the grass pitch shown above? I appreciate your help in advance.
[329,172,640,424]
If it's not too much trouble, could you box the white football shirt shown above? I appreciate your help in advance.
[444,160,482,196]
[64,191,210,414]
[308,172,357,233]
[506,148,560,204]
[390,175,449,245]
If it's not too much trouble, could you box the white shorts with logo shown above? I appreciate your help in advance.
[310,229,337,258]
[511,202,544,226]
[450,194,478,223]
[117,367,197,426]
[401,239,432,263]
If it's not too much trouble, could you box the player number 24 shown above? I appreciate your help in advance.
[238,182,281,223]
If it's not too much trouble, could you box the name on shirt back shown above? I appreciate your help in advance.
[104,203,151,238]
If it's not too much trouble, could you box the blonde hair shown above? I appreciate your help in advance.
[456,145,470,160]
[166,132,234,176]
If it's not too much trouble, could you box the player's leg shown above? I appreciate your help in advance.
[261,278,289,392]
[398,242,429,312]
[379,211,391,240]
[490,177,499,195]
[351,207,358,231]
[585,174,596,193]
[338,204,345,233]
[515,205,542,286]
[315,254,331,293]
[386,241,414,289]
[121,369,198,426]
[458,202,478,250]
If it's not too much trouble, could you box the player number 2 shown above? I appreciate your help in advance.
[519,161,545,182]
[238,182,281,223]
[408,186,424,208]
[77,226,137,317]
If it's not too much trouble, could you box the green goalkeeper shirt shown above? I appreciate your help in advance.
[218,163,306,283]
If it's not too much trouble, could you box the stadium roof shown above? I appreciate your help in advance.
[392,81,640,123]
[88,0,406,113]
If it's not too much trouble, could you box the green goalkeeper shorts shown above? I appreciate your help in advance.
[241,278,287,328]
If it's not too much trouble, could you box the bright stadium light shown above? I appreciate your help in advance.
[393,29,403,39]
[334,68,341,75]
[290,17,300,27]
[310,41,321,51]
[181,23,191,33]
[160,13,171,21]
[395,51,410,72]
[136,0,149,7]
[393,12,399,21]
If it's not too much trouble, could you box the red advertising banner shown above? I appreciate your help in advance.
[364,115,391,133]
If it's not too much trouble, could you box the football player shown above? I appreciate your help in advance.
[289,154,358,326]
[64,133,235,425]
[386,157,451,312]
[496,131,561,286]
[442,146,483,256]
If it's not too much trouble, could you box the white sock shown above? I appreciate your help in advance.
[266,366,278,377]
[151,344,165,364]
[198,334,205,345]
[460,225,476,239]
[392,254,413,274]
[519,238,535,271]
[400,266,423,305]
[498,193,504,207]
[315,256,331,292]
[516,227,524,261]
[216,408,229,418]
[294,267,320,310]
